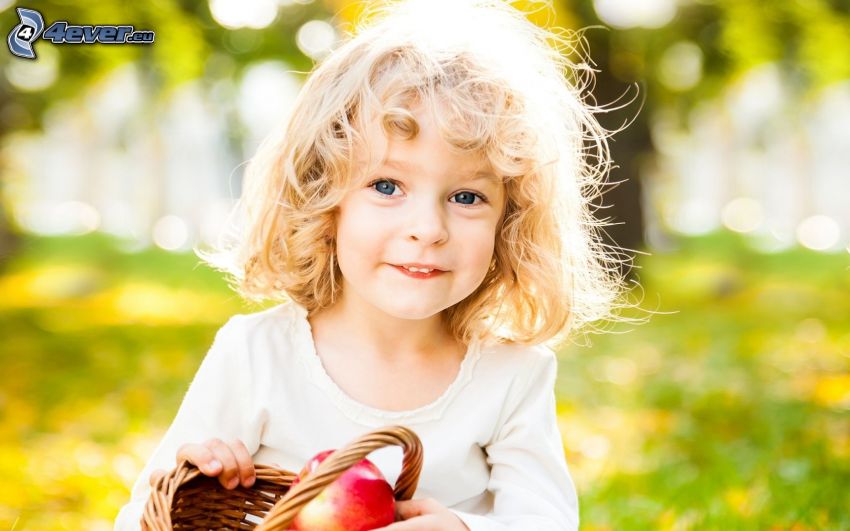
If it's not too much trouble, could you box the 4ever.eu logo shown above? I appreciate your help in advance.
[8,7,155,60]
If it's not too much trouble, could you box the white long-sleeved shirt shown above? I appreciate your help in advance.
[114,300,579,530]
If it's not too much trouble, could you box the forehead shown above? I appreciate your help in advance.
[352,101,498,182]
[381,157,501,186]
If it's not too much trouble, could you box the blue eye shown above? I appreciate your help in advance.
[452,191,479,205]
[370,179,398,196]
[367,178,488,206]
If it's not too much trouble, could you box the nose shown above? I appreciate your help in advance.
[406,198,449,245]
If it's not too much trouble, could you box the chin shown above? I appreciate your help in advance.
[376,300,447,321]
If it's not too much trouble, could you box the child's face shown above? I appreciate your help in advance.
[333,102,506,321]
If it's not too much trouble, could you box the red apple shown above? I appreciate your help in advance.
[288,449,396,531]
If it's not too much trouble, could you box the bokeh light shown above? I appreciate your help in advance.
[658,41,703,91]
[152,215,189,251]
[209,0,278,29]
[670,199,718,235]
[16,200,100,236]
[593,0,677,29]
[577,433,611,460]
[237,61,302,149]
[796,215,841,251]
[4,45,59,92]
[721,197,764,234]
[296,19,337,60]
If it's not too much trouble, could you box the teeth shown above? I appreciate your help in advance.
[404,266,433,273]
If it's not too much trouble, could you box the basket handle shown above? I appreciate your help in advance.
[256,425,423,530]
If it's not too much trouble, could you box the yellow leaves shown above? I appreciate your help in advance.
[0,264,104,308]
[790,372,850,410]
[329,0,371,30]
[789,0,850,88]
[824,417,850,460]
[0,396,37,441]
[722,482,771,520]
[812,374,850,408]
[101,282,231,326]
[121,386,153,414]
[656,508,700,530]
[0,445,30,508]
[768,524,817,531]
[0,424,165,529]
[656,509,676,529]
[650,259,744,304]
[0,263,233,326]
[720,2,782,75]
[723,487,754,516]
[0,245,241,529]
[558,407,676,488]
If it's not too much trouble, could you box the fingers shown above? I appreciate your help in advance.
[206,439,241,489]
[374,499,458,531]
[176,439,255,490]
[395,498,426,519]
[177,442,223,476]
[395,498,440,519]
[227,438,256,488]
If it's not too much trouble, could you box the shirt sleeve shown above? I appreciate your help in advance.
[113,315,267,530]
[449,346,579,531]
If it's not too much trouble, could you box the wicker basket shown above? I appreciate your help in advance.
[142,425,423,530]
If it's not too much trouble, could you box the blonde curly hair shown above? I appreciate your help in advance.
[196,0,643,349]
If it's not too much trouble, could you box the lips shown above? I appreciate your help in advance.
[394,263,446,272]
[391,265,446,279]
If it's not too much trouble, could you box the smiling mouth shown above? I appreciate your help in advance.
[391,265,447,279]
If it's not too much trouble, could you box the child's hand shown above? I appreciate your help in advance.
[145,439,256,491]
[175,438,257,489]
[136,439,256,531]
[373,498,470,530]
[139,439,256,529]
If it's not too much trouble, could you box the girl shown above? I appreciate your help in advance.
[115,0,635,529]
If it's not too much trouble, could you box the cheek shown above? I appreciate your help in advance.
[335,202,385,263]
[456,221,498,268]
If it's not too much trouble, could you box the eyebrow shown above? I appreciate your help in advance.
[382,159,500,184]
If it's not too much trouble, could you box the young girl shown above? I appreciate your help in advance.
[115,0,633,528]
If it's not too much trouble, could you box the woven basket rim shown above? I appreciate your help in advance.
[143,425,423,530]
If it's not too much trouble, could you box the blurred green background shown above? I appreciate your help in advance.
[1,0,849,529]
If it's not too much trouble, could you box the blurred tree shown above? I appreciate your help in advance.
[0,86,21,271]
[0,0,332,266]
[2,0,848,272]
[552,0,850,277]
[0,201,19,272]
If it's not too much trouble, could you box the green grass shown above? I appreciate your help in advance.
[557,231,850,530]
[1,230,848,529]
